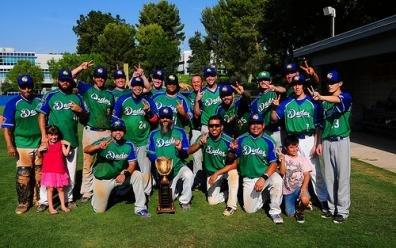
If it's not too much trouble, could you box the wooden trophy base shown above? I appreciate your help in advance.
[157,183,175,214]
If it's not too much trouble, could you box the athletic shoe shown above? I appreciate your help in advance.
[180,203,191,211]
[295,212,305,224]
[270,214,284,224]
[321,210,333,219]
[306,201,313,211]
[223,207,236,216]
[15,204,28,214]
[36,204,48,213]
[80,195,92,203]
[333,214,346,224]
[67,201,78,209]
[136,209,151,218]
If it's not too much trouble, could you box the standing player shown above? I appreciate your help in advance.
[188,115,238,216]
[284,61,320,97]
[147,107,194,210]
[271,74,329,212]
[2,75,42,214]
[113,76,159,196]
[235,113,284,224]
[37,69,88,210]
[148,68,166,96]
[109,69,130,101]
[309,70,352,224]
[72,64,115,203]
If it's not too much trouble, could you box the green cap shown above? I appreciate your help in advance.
[256,71,271,81]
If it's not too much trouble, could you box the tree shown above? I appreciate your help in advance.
[73,11,125,54]
[48,53,105,83]
[138,0,185,46]
[135,24,180,74]
[187,32,211,74]
[97,23,137,70]
[6,60,44,91]
[202,0,272,81]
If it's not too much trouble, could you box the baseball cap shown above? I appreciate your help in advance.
[152,69,165,80]
[256,71,271,81]
[130,77,144,87]
[93,66,108,78]
[58,69,74,83]
[158,106,173,119]
[203,66,217,78]
[111,119,126,132]
[113,69,126,79]
[165,74,179,85]
[324,70,341,84]
[220,84,234,97]
[285,63,298,73]
[248,113,264,124]
[17,74,34,88]
[291,74,307,84]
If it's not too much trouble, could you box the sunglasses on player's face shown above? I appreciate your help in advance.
[208,123,221,128]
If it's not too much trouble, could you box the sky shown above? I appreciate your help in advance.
[0,0,218,53]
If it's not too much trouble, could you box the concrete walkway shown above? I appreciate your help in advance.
[350,131,396,173]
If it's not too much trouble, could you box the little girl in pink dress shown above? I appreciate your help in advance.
[38,125,71,214]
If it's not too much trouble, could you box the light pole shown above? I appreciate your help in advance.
[323,6,336,37]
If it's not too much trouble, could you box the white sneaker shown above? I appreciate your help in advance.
[270,214,284,224]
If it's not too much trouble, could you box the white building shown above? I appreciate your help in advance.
[178,50,192,74]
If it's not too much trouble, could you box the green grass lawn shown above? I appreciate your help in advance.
[0,107,395,247]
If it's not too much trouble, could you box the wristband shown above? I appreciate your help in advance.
[123,170,131,178]
[261,174,269,181]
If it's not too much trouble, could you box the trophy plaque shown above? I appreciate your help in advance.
[155,157,175,214]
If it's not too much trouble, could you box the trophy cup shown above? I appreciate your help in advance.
[155,157,175,214]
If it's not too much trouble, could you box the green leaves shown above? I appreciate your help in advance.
[5,60,43,91]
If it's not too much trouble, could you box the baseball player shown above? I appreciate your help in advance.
[84,119,150,217]
[309,70,352,224]
[152,74,192,128]
[109,69,130,101]
[37,68,88,210]
[147,107,193,210]
[113,76,159,196]
[148,68,166,97]
[188,115,238,216]
[284,61,320,97]
[2,75,42,214]
[271,74,329,212]
[235,113,283,224]
[72,64,115,203]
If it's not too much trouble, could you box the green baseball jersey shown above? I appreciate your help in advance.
[152,92,192,128]
[197,133,232,175]
[92,138,137,180]
[236,133,277,178]
[250,90,277,126]
[37,89,86,148]
[182,90,201,130]
[321,92,352,139]
[113,95,158,146]
[2,95,41,148]
[80,84,114,129]
[109,87,130,101]
[147,127,189,177]
[200,85,222,125]
[276,96,320,134]
[216,99,249,137]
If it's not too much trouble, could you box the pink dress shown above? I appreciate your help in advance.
[40,141,70,188]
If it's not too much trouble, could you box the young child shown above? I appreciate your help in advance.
[38,125,71,214]
[278,135,312,223]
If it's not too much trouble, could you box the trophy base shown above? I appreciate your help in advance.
[156,204,176,214]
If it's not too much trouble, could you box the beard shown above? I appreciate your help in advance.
[160,122,172,134]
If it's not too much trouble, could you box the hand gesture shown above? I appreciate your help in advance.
[176,101,186,115]
[276,147,284,162]
[133,64,144,77]
[195,89,203,102]
[142,99,150,113]
[69,101,83,113]
[300,60,316,77]
[231,82,244,95]
[80,60,94,70]
[272,94,281,107]
[174,139,182,150]
[37,145,47,153]
[307,86,321,101]
[229,140,238,151]
[98,139,111,150]
[199,132,209,145]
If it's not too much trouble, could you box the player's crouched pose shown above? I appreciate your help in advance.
[84,119,150,217]
[235,114,284,224]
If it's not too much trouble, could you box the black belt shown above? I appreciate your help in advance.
[325,136,346,142]
[85,126,108,131]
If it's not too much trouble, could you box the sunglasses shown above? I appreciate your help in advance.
[208,124,221,128]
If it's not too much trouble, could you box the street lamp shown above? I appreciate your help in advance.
[323,6,336,37]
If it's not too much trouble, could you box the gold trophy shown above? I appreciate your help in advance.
[155,157,175,214]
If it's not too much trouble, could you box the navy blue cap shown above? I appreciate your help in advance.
[291,74,306,84]
[111,119,126,132]
[113,69,126,79]
[93,66,108,78]
[152,69,165,80]
[325,70,341,84]
[130,77,144,87]
[159,106,173,119]
[220,84,234,97]
[17,74,34,88]
[58,69,74,83]
[285,63,298,73]
[248,113,264,124]
[203,66,217,78]
[165,74,179,85]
